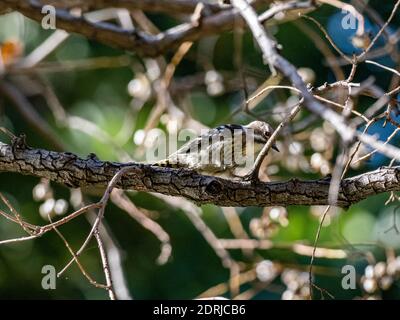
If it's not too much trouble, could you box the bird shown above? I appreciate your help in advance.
[153,121,279,179]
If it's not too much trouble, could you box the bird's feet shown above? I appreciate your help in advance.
[242,170,259,183]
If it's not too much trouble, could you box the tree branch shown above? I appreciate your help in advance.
[2,0,315,57]
[231,0,354,143]
[39,0,224,15]
[1,141,399,208]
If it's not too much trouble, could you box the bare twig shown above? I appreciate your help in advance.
[245,86,303,180]
[111,190,172,265]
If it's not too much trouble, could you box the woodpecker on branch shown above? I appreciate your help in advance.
[153,121,279,179]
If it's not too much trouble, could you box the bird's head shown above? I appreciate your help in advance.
[245,121,279,152]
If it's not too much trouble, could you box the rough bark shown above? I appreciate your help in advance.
[1,141,399,207]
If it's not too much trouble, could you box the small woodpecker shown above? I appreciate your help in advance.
[153,121,279,179]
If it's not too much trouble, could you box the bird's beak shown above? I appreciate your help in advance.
[272,143,280,152]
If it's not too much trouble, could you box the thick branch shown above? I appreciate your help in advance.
[38,0,224,15]
[0,142,398,207]
[2,0,314,57]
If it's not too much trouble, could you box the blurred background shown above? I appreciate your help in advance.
[0,0,400,299]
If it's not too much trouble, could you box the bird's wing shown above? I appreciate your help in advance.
[159,125,248,170]
[170,127,220,156]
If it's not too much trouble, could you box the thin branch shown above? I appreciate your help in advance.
[358,0,400,60]
[309,206,333,300]
[111,190,172,265]
[93,229,117,300]
[366,60,400,77]
[58,166,134,277]
[301,14,353,64]
[246,97,303,180]
[49,215,109,290]
[0,80,65,150]
[230,0,355,143]
[86,209,133,300]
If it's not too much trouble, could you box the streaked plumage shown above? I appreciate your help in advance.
[154,121,278,178]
